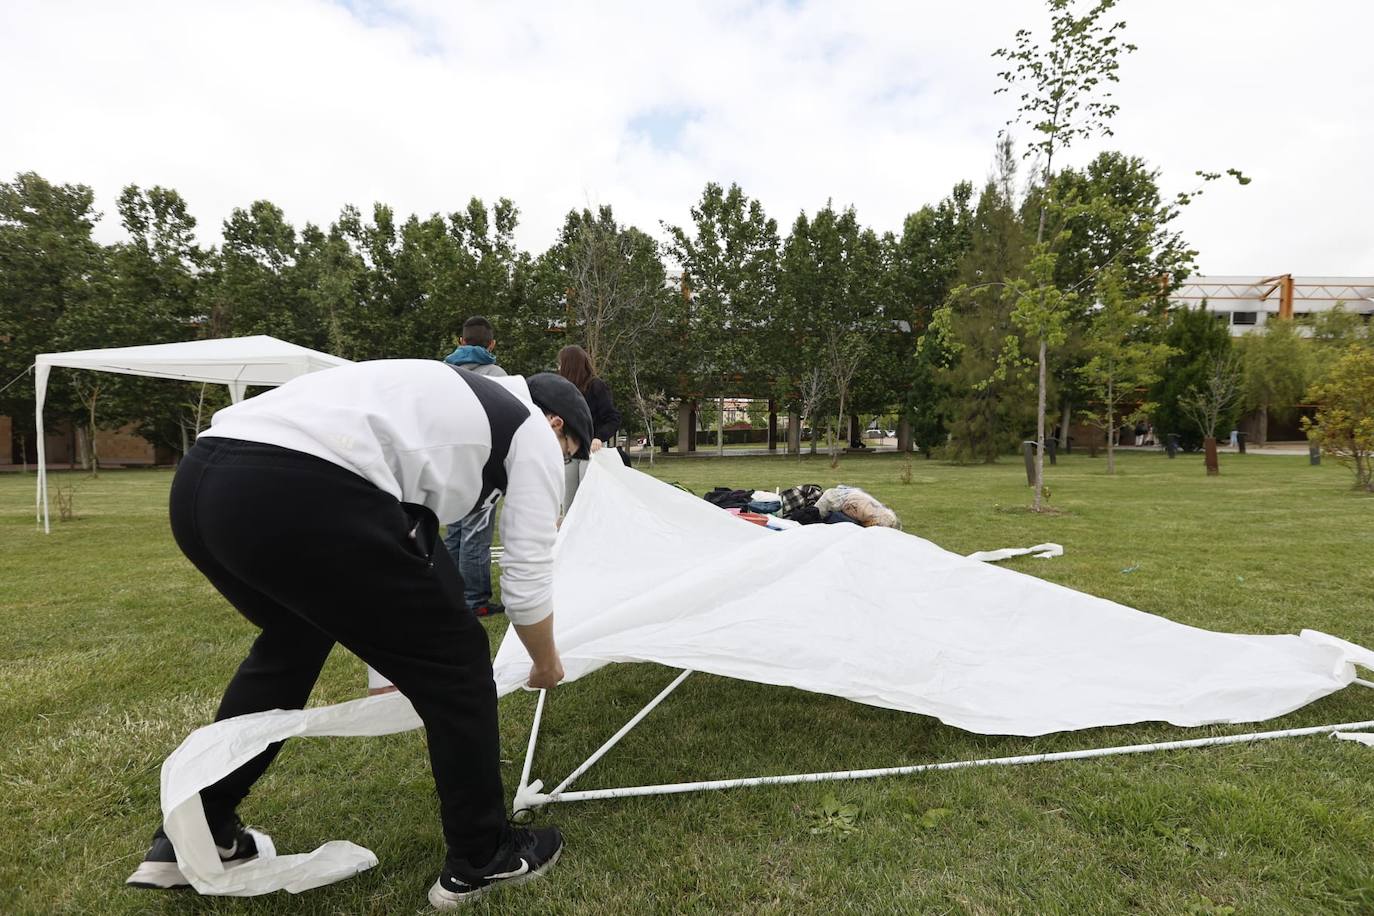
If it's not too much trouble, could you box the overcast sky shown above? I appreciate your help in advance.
[4,0,1372,276]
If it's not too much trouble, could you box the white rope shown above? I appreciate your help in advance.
[521,718,1374,807]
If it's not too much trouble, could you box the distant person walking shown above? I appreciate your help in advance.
[442,317,507,617]
[556,344,621,510]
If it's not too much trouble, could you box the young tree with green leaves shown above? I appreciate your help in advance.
[995,0,1136,508]
[1301,344,1374,492]
[1076,267,1176,473]
[1303,305,1372,385]
[1180,353,1244,475]
[1237,319,1311,445]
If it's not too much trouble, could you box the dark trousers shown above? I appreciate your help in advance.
[165,437,506,866]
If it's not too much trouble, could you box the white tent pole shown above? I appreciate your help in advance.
[517,688,548,797]
[34,362,51,533]
[532,718,1374,806]
[545,669,694,799]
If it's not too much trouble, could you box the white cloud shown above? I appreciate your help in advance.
[2,0,1371,274]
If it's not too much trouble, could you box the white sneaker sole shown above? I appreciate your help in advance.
[125,860,190,889]
[427,846,562,909]
[125,845,261,890]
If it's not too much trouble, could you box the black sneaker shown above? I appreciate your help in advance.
[125,818,260,889]
[427,825,562,909]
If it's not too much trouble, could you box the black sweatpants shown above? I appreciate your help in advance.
[166,437,506,866]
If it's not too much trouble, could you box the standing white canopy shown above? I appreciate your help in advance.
[34,335,350,532]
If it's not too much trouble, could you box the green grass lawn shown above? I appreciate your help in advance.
[3,450,1374,915]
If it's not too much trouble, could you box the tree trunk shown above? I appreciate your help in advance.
[1033,338,1046,510]
[717,394,725,457]
[75,426,90,472]
[1058,399,1071,449]
[677,401,693,454]
[1106,379,1116,475]
[897,415,912,454]
[1204,437,1220,475]
[1258,400,1269,446]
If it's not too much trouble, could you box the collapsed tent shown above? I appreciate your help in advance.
[33,336,350,532]
[492,452,1370,733]
[157,449,1374,896]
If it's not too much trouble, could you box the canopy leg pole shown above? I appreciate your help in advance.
[540,718,1374,806]
[1354,679,1374,690]
[513,688,548,807]
[549,668,694,797]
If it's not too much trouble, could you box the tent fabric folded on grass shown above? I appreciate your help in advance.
[157,449,1374,896]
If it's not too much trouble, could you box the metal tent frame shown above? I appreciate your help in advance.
[512,670,1374,814]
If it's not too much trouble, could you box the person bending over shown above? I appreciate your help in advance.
[125,360,592,909]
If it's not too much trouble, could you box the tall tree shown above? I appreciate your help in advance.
[556,205,669,377]
[874,182,975,453]
[930,143,1036,463]
[995,0,1136,509]
[210,200,326,348]
[1039,152,1194,444]
[0,173,105,457]
[665,182,779,455]
[100,185,207,455]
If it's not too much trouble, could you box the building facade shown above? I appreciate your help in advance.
[1169,275,1374,335]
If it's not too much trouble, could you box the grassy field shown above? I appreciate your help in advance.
[3,450,1374,915]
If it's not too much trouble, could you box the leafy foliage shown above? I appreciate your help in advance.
[1076,266,1176,473]
[1302,345,1374,491]
[1149,304,1237,451]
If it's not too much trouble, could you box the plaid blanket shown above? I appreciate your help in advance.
[778,484,822,515]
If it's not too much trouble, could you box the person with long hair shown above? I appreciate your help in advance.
[557,344,620,510]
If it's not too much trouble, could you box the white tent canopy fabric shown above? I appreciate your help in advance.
[34,335,350,532]
[155,449,1374,896]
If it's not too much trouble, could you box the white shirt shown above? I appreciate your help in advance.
[202,359,564,625]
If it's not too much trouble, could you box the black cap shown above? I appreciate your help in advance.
[526,373,593,460]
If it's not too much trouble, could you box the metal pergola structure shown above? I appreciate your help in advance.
[1170,275,1374,334]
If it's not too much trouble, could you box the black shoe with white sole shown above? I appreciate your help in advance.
[428,825,563,909]
[125,818,260,889]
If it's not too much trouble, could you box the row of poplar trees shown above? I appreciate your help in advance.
[0,148,1197,466]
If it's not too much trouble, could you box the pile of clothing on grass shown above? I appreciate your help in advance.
[700,483,901,531]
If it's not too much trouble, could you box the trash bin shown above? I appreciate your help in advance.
[1166,433,1180,458]
[1310,443,1321,466]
